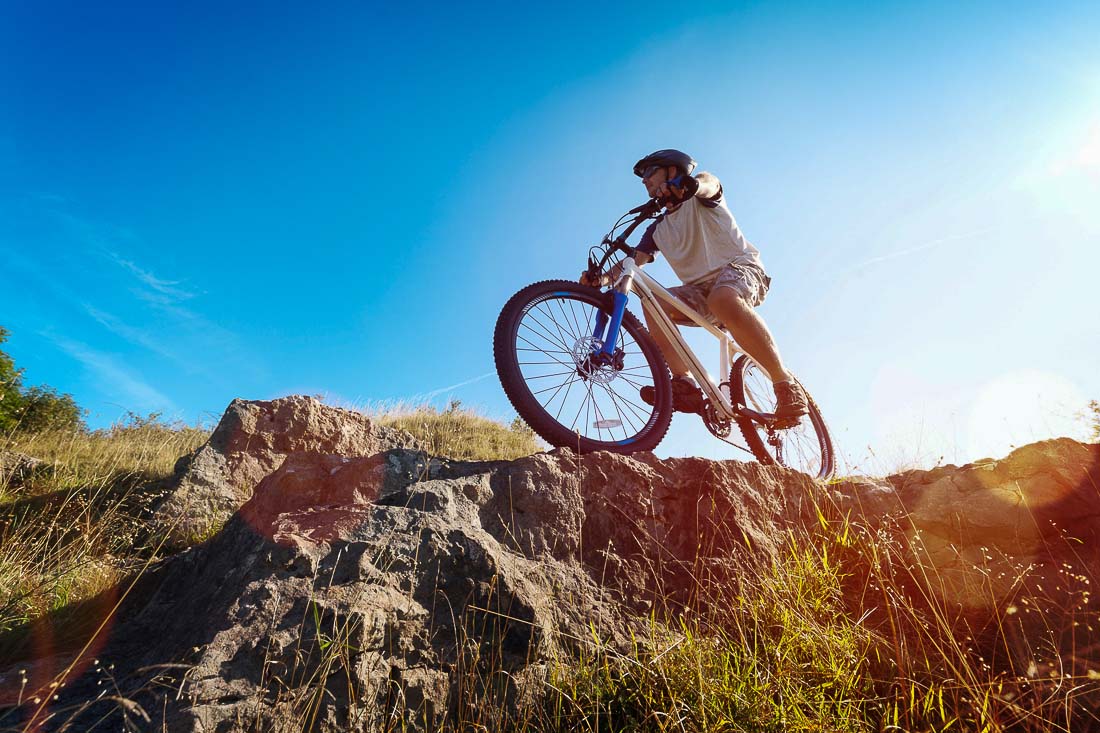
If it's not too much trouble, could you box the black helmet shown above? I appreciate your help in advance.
[633,149,697,178]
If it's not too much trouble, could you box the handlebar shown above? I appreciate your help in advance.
[583,199,663,286]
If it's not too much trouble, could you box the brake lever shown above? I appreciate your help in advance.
[584,254,602,286]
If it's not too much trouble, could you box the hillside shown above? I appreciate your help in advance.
[1,396,1098,732]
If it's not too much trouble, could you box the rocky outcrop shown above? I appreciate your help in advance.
[115,450,633,731]
[152,396,423,544]
[4,396,1098,732]
[8,399,824,732]
[836,439,1100,621]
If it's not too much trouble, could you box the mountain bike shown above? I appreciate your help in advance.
[493,199,835,479]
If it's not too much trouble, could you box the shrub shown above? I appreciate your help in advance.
[0,326,87,434]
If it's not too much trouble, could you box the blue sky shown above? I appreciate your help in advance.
[2,1,1098,472]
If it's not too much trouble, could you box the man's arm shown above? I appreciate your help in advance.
[694,171,721,200]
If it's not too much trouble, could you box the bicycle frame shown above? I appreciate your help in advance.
[603,256,772,422]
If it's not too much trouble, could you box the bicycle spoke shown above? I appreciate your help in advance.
[515,336,575,368]
[564,298,586,341]
[583,383,594,438]
[569,382,589,432]
[537,372,582,418]
[515,336,572,360]
[520,317,574,355]
[525,306,579,351]
[533,301,578,353]
[524,370,577,380]
[604,386,654,421]
[550,298,582,343]
[553,372,579,422]
[615,373,654,391]
[599,383,644,436]
[531,377,579,396]
[591,395,608,441]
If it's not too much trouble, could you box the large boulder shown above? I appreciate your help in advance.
[153,396,422,543]
[19,446,822,731]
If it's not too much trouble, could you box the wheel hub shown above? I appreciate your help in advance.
[571,338,624,385]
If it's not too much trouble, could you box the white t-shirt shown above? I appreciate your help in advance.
[637,188,764,285]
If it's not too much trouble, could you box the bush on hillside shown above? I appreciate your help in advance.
[0,326,86,435]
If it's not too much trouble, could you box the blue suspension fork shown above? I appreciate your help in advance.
[591,291,629,355]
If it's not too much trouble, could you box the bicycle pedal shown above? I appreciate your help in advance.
[771,416,802,430]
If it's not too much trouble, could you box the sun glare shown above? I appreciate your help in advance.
[965,369,1086,461]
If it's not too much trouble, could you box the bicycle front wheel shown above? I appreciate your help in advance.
[731,355,835,480]
[493,280,673,454]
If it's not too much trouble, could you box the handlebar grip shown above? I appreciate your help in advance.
[627,199,663,217]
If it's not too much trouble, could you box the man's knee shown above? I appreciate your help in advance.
[646,300,688,325]
[707,286,752,315]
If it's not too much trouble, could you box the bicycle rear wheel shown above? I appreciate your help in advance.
[494,280,673,453]
[730,355,834,479]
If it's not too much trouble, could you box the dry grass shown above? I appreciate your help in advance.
[368,399,545,461]
[532,496,1100,733]
[0,416,209,634]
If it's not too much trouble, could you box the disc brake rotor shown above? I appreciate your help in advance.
[571,337,622,386]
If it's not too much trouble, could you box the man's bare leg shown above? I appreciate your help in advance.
[641,301,692,378]
[705,288,791,383]
[706,287,808,421]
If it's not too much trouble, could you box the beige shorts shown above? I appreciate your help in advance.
[669,263,770,326]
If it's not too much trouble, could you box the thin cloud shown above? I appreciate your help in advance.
[29,203,258,381]
[144,299,243,351]
[42,332,178,413]
[102,250,197,302]
[46,207,198,303]
[2,245,217,381]
[82,304,184,364]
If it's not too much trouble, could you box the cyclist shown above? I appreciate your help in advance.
[581,149,809,426]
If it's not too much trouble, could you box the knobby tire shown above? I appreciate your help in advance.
[493,280,673,454]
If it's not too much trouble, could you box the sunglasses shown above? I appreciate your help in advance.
[640,165,663,179]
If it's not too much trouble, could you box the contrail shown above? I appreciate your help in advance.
[842,225,1000,276]
[412,371,496,402]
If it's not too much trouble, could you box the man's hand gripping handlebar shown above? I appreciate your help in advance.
[579,199,662,288]
[580,244,651,288]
